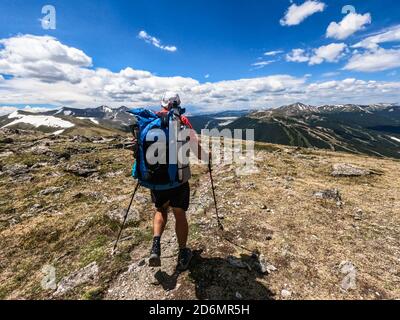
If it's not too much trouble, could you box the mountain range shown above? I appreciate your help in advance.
[225,102,400,158]
[1,102,399,158]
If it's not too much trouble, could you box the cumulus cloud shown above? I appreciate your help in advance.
[344,48,400,72]
[326,13,371,40]
[309,43,347,65]
[137,30,177,52]
[23,105,54,113]
[0,34,399,111]
[286,49,310,62]
[0,34,92,83]
[353,25,400,49]
[280,1,326,27]
[286,43,347,65]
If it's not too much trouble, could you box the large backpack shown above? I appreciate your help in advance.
[127,108,185,191]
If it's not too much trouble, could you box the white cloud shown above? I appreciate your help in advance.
[326,13,371,40]
[0,105,54,116]
[251,61,275,69]
[204,74,210,79]
[264,50,283,56]
[353,25,400,49]
[322,71,341,77]
[286,49,310,62]
[280,1,326,27]
[344,47,400,72]
[0,34,92,84]
[23,105,54,113]
[137,30,177,52]
[0,34,400,111]
[309,43,347,65]
[286,43,347,65]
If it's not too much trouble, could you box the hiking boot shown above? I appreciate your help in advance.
[177,248,193,271]
[149,238,161,267]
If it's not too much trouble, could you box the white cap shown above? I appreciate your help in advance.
[161,91,181,108]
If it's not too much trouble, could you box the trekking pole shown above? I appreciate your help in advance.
[208,161,224,231]
[112,181,140,255]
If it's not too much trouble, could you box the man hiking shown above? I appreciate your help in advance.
[131,92,209,271]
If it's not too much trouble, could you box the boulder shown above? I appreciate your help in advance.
[106,208,140,224]
[255,255,277,275]
[313,189,342,202]
[2,164,29,176]
[54,262,99,296]
[332,164,371,177]
[65,161,98,177]
[39,187,64,196]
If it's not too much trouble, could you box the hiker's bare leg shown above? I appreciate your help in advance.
[173,208,188,249]
[153,203,169,237]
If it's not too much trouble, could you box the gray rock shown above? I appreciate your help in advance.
[281,289,292,298]
[354,209,363,221]
[14,174,34,183]
[54,262,99,296]
[39,187,64,196]
[3,164,29,176]
[256,255,277,274]
[332,164,371,177]
[30,145,52,156]
[106,208,140,224]
[313,189,342,202]
[65,162,98,177]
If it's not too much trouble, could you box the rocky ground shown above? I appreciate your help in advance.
[0,128,399,300]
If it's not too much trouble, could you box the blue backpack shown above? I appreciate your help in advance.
[127,108,184,191]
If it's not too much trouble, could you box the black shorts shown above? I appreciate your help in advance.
[150,182,190,211]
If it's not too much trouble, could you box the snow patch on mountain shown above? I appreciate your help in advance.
[3,114,75,129]
[77,117,100,125]
[8,111,21,119]
[215,117,238,126]
[100,106,113,113]
[390,136,400,143]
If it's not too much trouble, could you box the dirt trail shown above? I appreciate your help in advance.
[106,171,216,300]
[106,163,274,300]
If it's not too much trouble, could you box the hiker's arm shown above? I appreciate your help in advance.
[182,116,210,164]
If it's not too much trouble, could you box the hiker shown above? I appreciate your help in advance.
[130,92,210,271]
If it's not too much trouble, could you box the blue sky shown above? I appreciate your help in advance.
[1,0,400,112]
